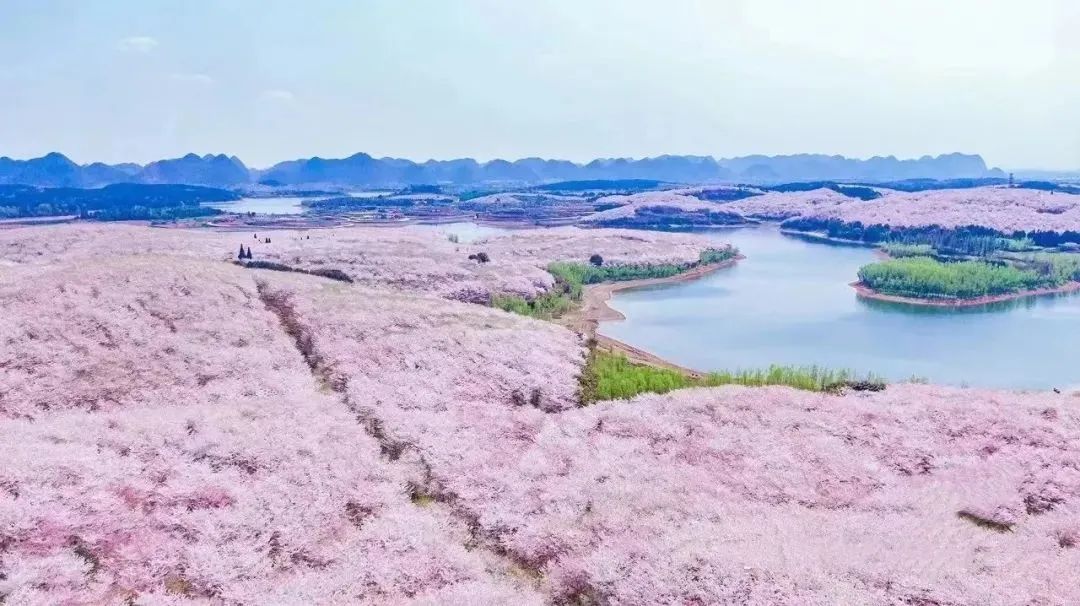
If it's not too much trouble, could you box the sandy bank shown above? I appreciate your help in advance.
[559,256,742,375]
[851,280,1080,308]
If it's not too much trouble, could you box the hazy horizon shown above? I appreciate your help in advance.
[2,1,1078,170]
[0,149,1013,172]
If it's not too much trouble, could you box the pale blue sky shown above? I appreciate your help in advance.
[1,0,1077,169]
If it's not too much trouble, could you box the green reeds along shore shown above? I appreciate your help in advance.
[581,350,884,403]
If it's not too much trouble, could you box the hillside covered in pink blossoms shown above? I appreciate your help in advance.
[722,187,856,221]
[583,191,733,222]
[792,186,1080,234]
[579,185,1080,237]
[2,223,1079,604]
[0,223,711,303]
[708,185,1080,235]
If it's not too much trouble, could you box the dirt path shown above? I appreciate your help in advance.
[559,256,742,376]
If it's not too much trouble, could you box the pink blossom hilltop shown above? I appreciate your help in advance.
[724,187,855,221]
[1,223,1078,604]
[721,185,1080,233]
[582,191,732,223]
[585,185,1080,235]
[0,223,714,304]
[800,186,1080,233]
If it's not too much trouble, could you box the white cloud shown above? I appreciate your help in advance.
[116,36,159,53]
[170,73,214,85]
[260,89,296,104]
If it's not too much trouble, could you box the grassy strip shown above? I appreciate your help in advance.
[580,350,884,403]
[857,255,1080,299]
[879,243,935,258]
[494,247,736,320]
[549,247,736,287]
[492,289,577,319]
[547,261,683,288]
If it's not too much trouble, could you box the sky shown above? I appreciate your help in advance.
[0,0,1077,170]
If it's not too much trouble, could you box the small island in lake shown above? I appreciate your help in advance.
[853,254,1080,307]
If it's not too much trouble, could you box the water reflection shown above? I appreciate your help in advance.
[203,197,307,215]
[855,293,1047,315]
[600,226,1080,389]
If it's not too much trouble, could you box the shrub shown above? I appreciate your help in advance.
[239,260,353,283]
[492,290,576,320]
[242,260,295,273]
[306,268,354,283]
[548,261,682,286]
[699,247,737,264]
[509,389,527,407]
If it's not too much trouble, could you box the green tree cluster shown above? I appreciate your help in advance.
[858,257,1050,299]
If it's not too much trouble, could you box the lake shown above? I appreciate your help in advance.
[203,197,308,215]
[204,191,401,215]
[600,226,1080,390]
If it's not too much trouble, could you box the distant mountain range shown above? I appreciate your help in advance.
[0,151,1007,188]
[0,153,249,188]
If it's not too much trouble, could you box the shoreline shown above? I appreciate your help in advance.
[560,256,743,376]
[778,228,879,248]
[850,280,1080,308]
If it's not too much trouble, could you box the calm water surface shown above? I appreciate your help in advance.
[600,227,1080,390]
[203,197,307,215]
[205,192,400,214]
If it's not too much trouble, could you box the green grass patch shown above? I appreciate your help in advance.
[494,247,737,320]
[1020,252,1080,284]
[580,350,883,403]
[547,260,682,286]
[492,289,577,319]
[698,247,738,264]
[879,242,935,258]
